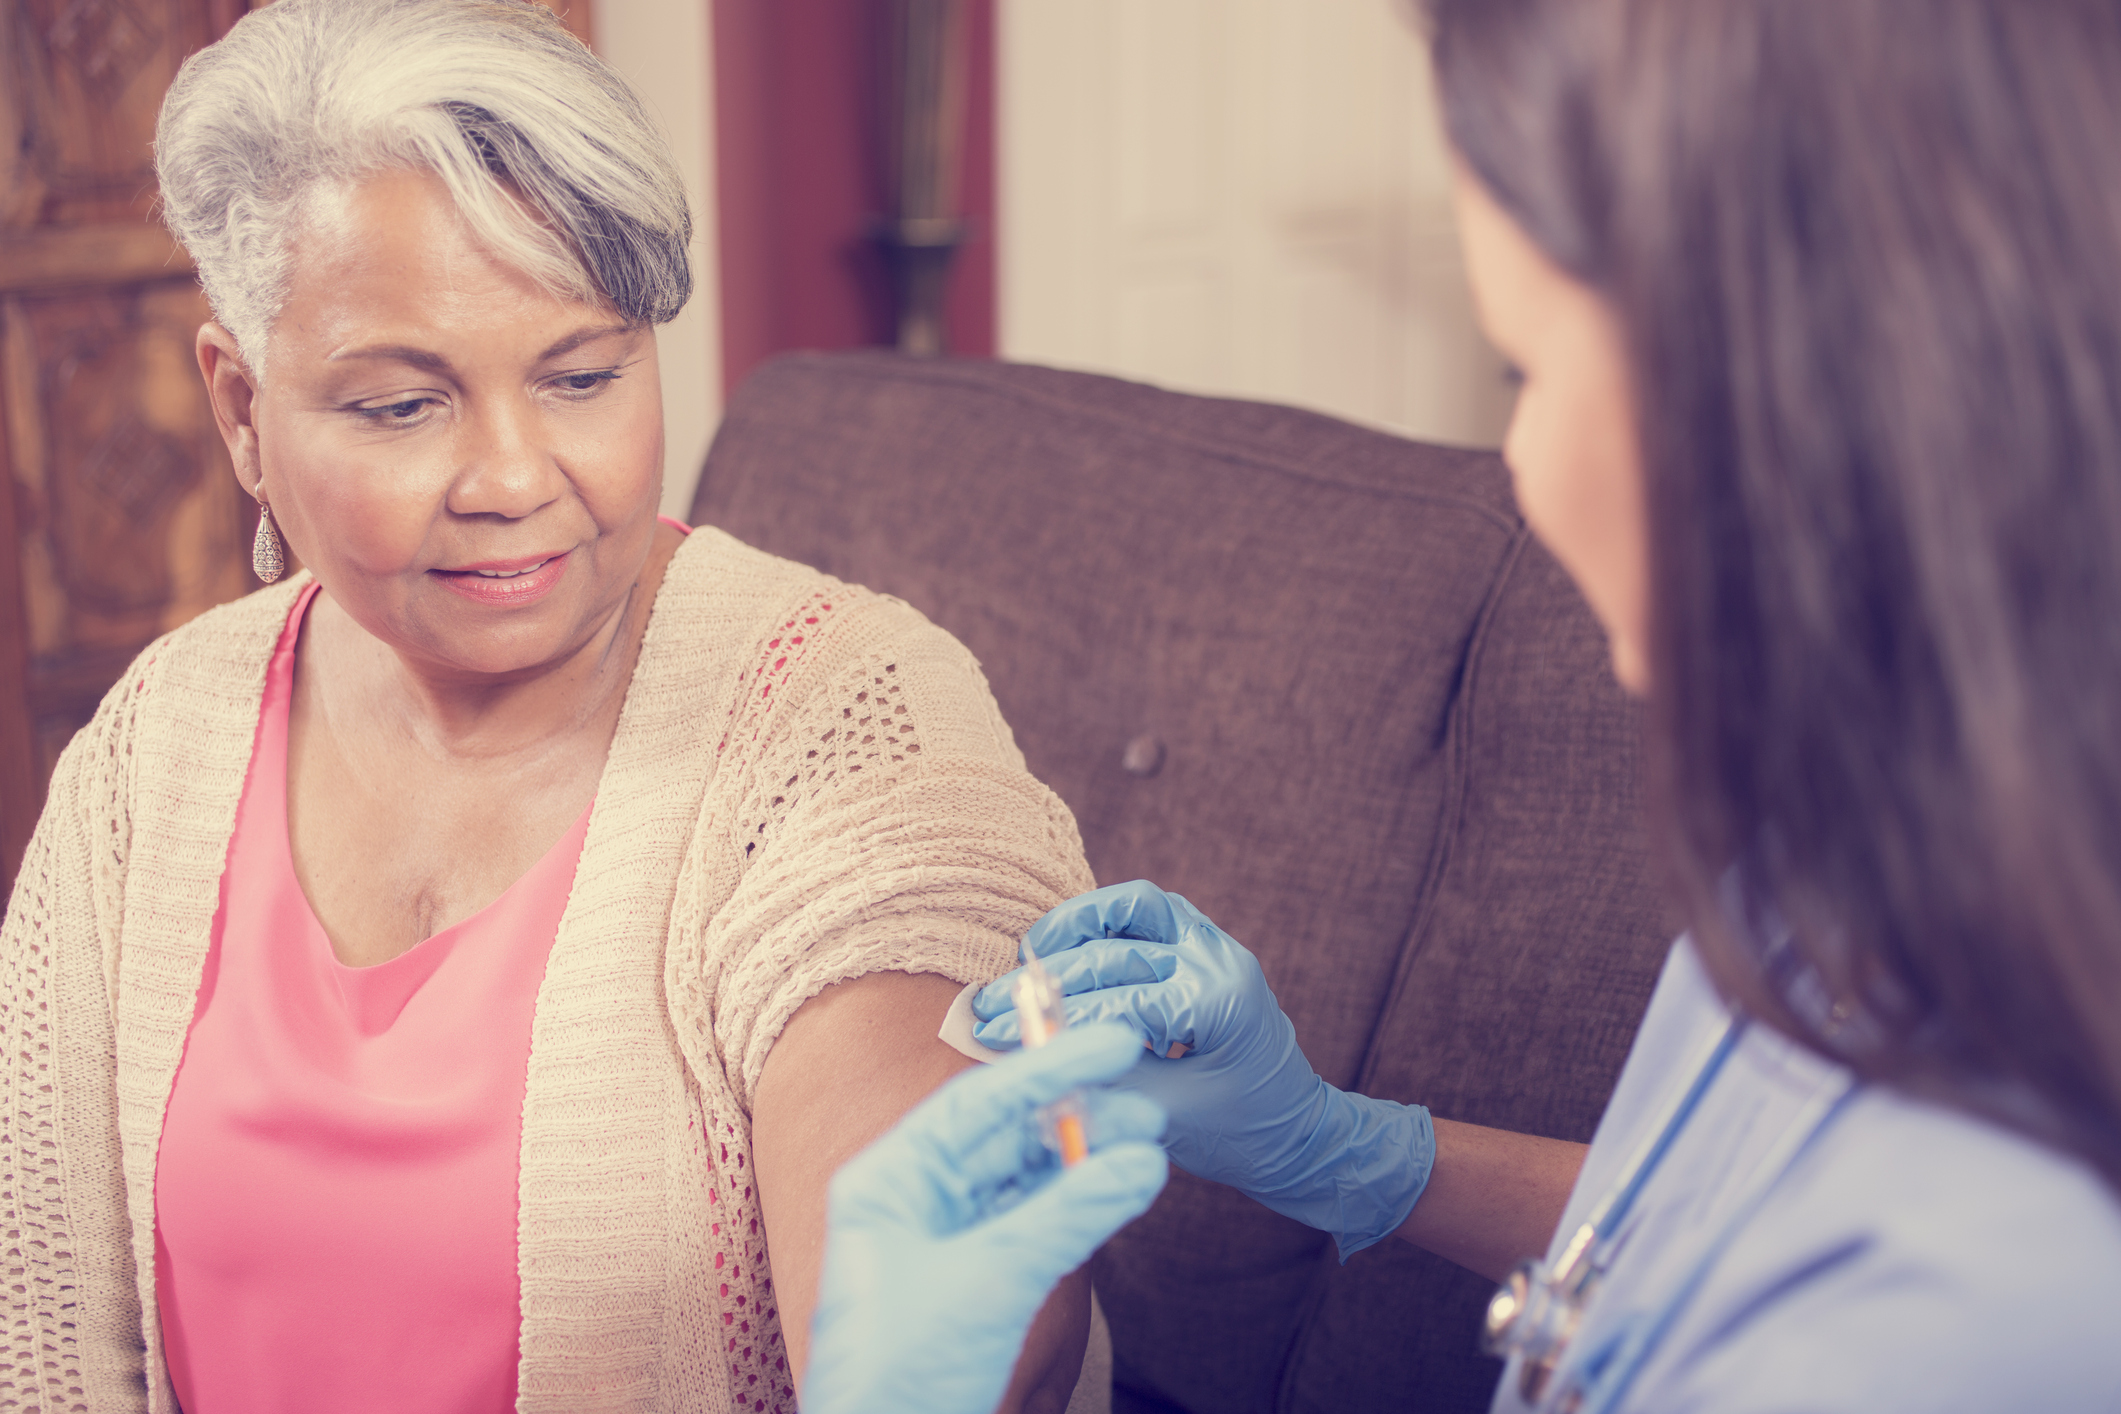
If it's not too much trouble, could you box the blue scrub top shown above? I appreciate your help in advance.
[1490,939,2121,1413]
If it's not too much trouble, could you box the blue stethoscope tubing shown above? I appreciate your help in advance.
[1536,1016,1860,1414]
[1581,1019,1750,1244]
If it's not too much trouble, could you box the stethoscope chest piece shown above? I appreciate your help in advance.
[1480,1016,1749,1410]
[1485,1253,1589,1404]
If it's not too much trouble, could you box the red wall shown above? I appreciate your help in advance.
[713,0,997,397]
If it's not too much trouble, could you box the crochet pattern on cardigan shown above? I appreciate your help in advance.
[0,527,1095,1413]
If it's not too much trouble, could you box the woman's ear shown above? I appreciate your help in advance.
[196,321,263,496]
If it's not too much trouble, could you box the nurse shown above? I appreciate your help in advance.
[803,0,2121,1410]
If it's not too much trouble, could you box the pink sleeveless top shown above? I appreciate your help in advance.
[154,580,591,1412]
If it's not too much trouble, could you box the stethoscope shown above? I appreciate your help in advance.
[1481,1013,1857,1414]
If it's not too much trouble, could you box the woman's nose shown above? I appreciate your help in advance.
[446,399,566,520]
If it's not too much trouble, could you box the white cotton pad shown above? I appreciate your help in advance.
[939,981,1009,1064]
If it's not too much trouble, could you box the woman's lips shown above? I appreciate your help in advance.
[429,550,571,606]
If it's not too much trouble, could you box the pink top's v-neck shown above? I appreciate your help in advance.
[154,580,591,1413]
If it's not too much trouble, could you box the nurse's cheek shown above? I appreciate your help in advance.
[1451,167,1653,697]
[1503,358,1651,697]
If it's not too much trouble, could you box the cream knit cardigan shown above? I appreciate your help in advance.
[0,527,1094,1413]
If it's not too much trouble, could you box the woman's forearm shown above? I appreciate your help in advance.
[1392,1119,1586,1283]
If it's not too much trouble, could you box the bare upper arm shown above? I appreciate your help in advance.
[753,969,1092,1414]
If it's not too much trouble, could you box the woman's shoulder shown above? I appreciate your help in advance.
[1809,1087,2121,1313]
[72,575,303,751]
[117,574,304,695]
[656,525,936,635]
[1646,1083,2121,1412]
[650,525,984,691]
[14,576,300,931]
[647,527,1027,777]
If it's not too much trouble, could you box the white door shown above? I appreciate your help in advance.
[999,0,1514,449]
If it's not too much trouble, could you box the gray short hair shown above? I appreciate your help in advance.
[155,0,692,376]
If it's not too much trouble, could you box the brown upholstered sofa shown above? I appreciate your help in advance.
[691,351,1675,1414]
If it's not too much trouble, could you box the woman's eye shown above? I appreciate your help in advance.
[554,370,622,397]
[354,397,435,423]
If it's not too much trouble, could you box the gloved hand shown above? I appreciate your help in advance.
[804,1021,1170,1414]
[972,880,1434,1260]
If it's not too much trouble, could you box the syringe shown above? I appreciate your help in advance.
[1011,948,1090,1167]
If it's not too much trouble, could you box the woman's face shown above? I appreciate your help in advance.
[1452,166,1651,696]
[201,167,665,680]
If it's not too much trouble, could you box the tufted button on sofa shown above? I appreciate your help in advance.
[691,350,1675,1414]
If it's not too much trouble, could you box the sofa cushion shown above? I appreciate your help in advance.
[1274,541,1675,1414]
[691,351,1670,1414]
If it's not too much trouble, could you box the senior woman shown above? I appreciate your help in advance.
[0,2,1095,1411]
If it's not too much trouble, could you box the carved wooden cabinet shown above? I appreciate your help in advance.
[1,0,259,890]
[0,0,601,890]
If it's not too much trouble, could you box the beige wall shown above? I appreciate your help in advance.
[997,0,1515,450]
[589,0,1514,488]
[595,0,723,519]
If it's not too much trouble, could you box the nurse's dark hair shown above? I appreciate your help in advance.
[1428,0,2121,1188]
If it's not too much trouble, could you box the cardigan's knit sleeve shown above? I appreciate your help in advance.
[693,592,1096,1109]
[2,667,154,1412]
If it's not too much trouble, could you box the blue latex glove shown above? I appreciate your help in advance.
[971,880,1434,1260]
[804,1021,1170,1414]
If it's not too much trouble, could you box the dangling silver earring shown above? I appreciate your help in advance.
[252,498,286,584]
